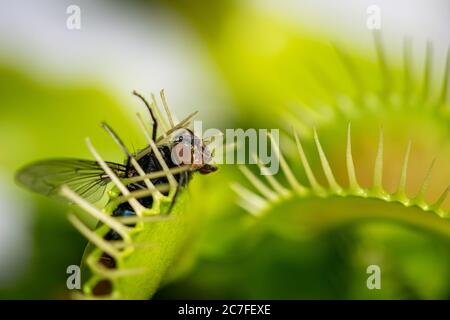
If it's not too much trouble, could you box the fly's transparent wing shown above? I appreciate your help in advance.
[16,159,127,203]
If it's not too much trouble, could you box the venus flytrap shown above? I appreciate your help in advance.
[71,187,194,299]
[76,101,218,298]
[235,124,450,240]
[16,91,217,299]
[234,35,450,241]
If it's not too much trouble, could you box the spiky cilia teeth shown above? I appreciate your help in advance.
[287,35,450,140]
[250,37,450,220]
[234,123,449,220]
[59,91,196,299]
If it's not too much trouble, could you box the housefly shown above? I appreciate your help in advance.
[16,91,217,240]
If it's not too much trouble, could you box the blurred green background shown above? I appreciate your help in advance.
[0,0,449,299]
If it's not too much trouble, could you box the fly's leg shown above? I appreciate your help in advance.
[168,171,189,214]
[133,91,158,141]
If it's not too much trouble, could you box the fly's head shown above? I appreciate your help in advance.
[171,129,218,174]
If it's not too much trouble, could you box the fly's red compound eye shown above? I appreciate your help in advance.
[170,128,217,173]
